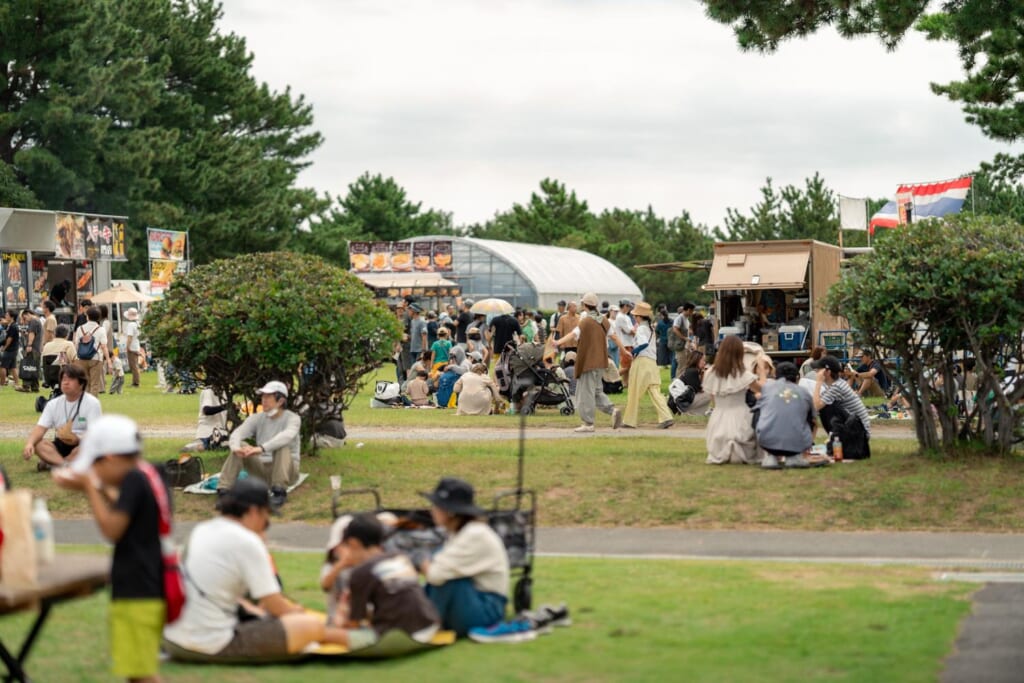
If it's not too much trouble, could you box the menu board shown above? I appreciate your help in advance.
[349,241,371,272]
[1,252,29,312]
[391,241,412,272]
[76,264,94,301]
[432,241,452,271]
[31,259,47,306]
[349,240,456,273]
[55,213,127,261]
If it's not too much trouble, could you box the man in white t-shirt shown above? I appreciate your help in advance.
[73,306,110,396]
[613,300,636,387]
[22,364,102,469]
[122,307,142,388]
[163,479,351,662]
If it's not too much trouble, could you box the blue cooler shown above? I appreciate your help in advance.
[779,325,807,351]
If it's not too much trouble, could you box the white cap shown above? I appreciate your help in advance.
[256,380,289,397]
[325,514,353,551]
[123,308,139,321]
[71,414,141,474]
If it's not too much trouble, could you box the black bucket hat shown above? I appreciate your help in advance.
[420,477,484,516]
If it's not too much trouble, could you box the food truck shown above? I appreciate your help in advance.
[701,240,848,357]
[0,207,125,321]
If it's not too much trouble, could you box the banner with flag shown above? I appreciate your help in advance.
[869,176,972,234]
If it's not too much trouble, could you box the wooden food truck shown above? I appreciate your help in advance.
[702,240,848,358]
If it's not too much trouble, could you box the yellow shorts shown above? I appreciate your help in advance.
[110,599,164,678]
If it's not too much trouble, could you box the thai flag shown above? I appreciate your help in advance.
[869,176,972,234]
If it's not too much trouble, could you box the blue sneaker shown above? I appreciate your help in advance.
[468,618,538,644]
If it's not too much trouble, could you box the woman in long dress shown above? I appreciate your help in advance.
[704,335,769,465]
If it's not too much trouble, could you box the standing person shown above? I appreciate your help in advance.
[163,479,352,661]
[614,300,637,387]
[455,299,475,345]
[408,305,427,371]
[53,414,169,683]
[554,293,622,433]
[548,300,566,340]
[416,477,509,637]
[425,311,439,349]
[704,335,768,465]
[553,301,580,352]
[0,309,20,387]
[17,308,42,392]
[621,302,674,429]
[109,348,126,394]
[22,364,102,469]
[217,380,301,510]
[519,310,537,344]
[429,327,453,372]
[123,307,143,388]
[74,306,110,396]
[605,305,621,367]
[755,362,817,469]
[655,305,672,368]
[98,305,113,393]
[670,302,695,379]
[488,311,522,357]
[42,300,58,344]
[71,297,92,339]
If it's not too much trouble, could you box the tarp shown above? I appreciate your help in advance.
[704,246,810,291]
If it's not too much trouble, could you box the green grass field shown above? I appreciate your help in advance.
[0,553,974,683]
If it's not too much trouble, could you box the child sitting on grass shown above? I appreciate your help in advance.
[334,514,441,649]
[406,370,433,407]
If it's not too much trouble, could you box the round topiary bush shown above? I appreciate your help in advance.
[146,251,401,447]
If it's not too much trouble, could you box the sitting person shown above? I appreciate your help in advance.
[321,515,354,626]
[454,363,499,415]
[704,335,769,465]
[755,361,817,469]
[679,349,712,415]
[852,349,892,397]
[22,364,102,470]
[332,514,441,649]
[435,366,460,409]
[444,346,471,376]
[407,351,432,384]
[416,477,509,637]
[811,355,872,459]
[183,386,230,452]
[163,479,351,661]
[406,370,434,407]
[217,380,300,510]
[800,346,826,379]
[560,351,577,395]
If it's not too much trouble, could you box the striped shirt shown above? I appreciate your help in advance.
[820,379,871,434]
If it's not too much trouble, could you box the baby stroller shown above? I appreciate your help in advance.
[494,342,574,416]
[34,354,63,413]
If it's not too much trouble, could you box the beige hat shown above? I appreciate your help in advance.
[632,301,653,318]
[581,292,599,308]
[123,308,139,321]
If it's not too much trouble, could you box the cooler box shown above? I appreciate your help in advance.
[779,325,807,351]
[717,326,742,342]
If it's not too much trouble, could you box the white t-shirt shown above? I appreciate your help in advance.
[37,392,102,435]
[614,314,636,346]
[163,517,281,654]
[123,320,141,352]
[196,388,228,439]
[672,313,689,339]
[73,321,107,356]
[634,324,657,361]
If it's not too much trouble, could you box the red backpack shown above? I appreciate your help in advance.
[138,461,186,623]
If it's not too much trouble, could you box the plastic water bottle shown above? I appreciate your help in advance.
[833,435,844,463]
[32,498,55,565]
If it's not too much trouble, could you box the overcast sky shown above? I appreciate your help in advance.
[217,0,1016,230]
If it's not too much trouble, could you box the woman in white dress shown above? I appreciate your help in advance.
[703,335,770,465]
[455,363,499,416]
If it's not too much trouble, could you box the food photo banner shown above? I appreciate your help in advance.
[1,252,29,312]
[348,240,454,273]
[55,213,127,261]
[147,229,188,261]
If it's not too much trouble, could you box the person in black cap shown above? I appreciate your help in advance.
[414,477,509,637]
[164,478,353,662]
[811,355,871,459]
[548,300,566,337]
[754,361,817,469]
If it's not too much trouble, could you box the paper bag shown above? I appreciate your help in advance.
[1,491,38,587]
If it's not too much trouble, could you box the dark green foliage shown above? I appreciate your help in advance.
[702,1,1024,143]
[828,214,1024,453]
[145,252,401,448]
[1,0,324,277]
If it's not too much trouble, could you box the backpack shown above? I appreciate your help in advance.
[668,378,696,413]
[77,324,98,360]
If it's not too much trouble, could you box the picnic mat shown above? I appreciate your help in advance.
[183,472,310,495]
[309,628,456,658]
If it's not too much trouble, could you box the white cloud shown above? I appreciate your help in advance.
[217,0,1016,228]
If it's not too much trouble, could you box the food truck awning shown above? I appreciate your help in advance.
[0,207,60,251]
[354,272,458,289]
[704,244,811,291]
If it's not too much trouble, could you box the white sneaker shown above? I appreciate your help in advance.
[761,453,782,470]
[573,424,595,433]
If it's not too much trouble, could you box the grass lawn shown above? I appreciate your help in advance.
[2,368,1022,532]
[0,552,974,683]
